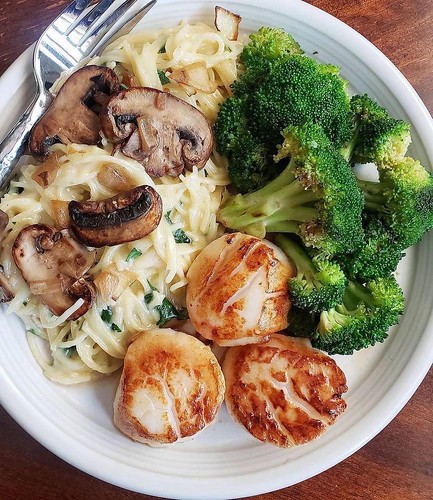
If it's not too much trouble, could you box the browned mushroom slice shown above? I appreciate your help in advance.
[100,87,214,177]
[68,185,162,247]
[0,209,9,236]
[0,266,14,303]
[12,225,96,319]
[29,65,120,157]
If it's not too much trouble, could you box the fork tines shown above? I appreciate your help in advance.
[42,0,145,69]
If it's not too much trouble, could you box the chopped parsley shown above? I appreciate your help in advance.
[158,69,170,85]
[101,306,122,332]
[164,210,173,224]
[126,247,142,262]
[156,298,188,327]
[144,280,158,304]
[101,306,113,323]
[173,228,191,244]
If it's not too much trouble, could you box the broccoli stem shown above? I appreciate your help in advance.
[275,235,315,279]
[218,158,321,233]
[356,178,387,210]
[342,281,373,310]
[340,124,360,162]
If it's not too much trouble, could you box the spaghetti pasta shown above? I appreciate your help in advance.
[0,20,243,384]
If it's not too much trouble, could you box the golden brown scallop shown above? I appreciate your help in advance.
[113,328,225,446]
[186,233,295,346]
[222,334,348,448]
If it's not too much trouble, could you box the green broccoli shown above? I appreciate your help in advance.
[247,55,352,149]
[217,122,364,255]
[240,26,304,70]
[341,94,411,165]
[214,28,353,193]
[341,213,406,281]
[233,27,305,95]
[357,157,433,247]
[312,276,405,355]
[213,96,273,193]
[286,305,319,338]
[275,234,347,312]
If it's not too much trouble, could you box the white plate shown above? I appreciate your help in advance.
[1,1,433,498]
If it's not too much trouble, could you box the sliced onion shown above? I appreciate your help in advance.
[97,164,135,192]
[31,153,60,188]
[51,200,70,229]
[214,6,242,41]
[94,265,136,303]
[170,62,218,94]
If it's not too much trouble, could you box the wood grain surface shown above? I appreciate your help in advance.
[0,1,432,499]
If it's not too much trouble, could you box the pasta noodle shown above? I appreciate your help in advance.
[0,21,243,384]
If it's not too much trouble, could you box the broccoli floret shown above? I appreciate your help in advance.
[275,234,347,312]
[312,276,405,355]
[341,94,411,165]
[213,96,272,192]
[341,213,406,281]
[240,27,304,70]
[213,97,246,157]
[247,55,352,148]
[214,29,353,193]
[286,306,319,338]
[217,122,364,255]
[357,157,433,247]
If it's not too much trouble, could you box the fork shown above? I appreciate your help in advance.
[0,0,157,192]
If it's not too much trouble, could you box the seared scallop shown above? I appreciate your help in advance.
[223,334,348,448]
[113,328,225,446]
[186,233,295,346]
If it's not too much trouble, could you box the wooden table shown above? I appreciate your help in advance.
[0,1,432,499]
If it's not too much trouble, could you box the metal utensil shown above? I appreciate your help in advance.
[0,0,157,192]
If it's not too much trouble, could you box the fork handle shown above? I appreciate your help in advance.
[0,91,51,192]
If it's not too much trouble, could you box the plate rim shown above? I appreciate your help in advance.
[1,0,433,498]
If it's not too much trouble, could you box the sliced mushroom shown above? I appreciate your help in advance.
[0,266,14,303]
[68,185,162,247]
[12,225,96,319]
[100,87,214,177]
[0,209,9,236]
[29,65,120,157]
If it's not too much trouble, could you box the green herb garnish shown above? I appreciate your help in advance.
[101,306,122,332]
[173,228,191,244]
[158,69,170,85]
[156,298,188,327]
[164,210,173,224]
[62,346,77,358]
[126,247,142,262]
[101,306,113,323]
[144,281,158,304]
